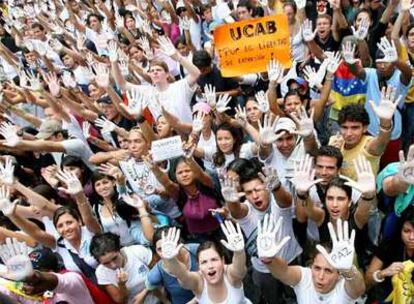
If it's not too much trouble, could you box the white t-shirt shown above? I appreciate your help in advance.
[237,194,302,273]
[85,27,115,56]
[306,186,361,241]
[126,78,196,124]
[62,138,95,170]
[197,132,216,171]
[55,227,98,273]
[293,267,355,304]
[96,245,158,304]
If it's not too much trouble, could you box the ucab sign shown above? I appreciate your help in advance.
[214,15,291,77]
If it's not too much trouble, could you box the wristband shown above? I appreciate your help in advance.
[296,192,309,201]
[340,266,358,281]
[361,195,375,201]
[380,124,392,132]
[373,270,385,283]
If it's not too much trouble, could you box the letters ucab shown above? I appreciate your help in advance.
[230,21,277,41]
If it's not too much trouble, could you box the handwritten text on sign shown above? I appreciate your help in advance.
[151,136,184,162]
[214,15,291,77]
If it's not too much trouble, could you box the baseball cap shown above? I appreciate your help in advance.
[29,248,62,272]
[287,77,307,88]
[275,117,297,134]
[36,119,62,139]
[192,102,211,115]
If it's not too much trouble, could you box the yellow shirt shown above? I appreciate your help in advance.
[398,44,414,104]
[340,135,380,181]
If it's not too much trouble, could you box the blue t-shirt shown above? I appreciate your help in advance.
[363,68,410,140]
[145,243,199,304]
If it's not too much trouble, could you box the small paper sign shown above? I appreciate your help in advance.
[151,136,184,162]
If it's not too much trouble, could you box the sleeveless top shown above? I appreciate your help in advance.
[196,267,252,304]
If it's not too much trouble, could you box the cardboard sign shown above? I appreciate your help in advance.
[214,14,291,77]
[151,136,184,162]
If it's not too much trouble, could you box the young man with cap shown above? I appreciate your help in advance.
[259,115,319,189]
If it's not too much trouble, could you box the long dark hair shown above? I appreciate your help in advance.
[213,123,242,168]
[169,156,221,210]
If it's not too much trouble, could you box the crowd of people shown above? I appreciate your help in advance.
[0,0,412,303]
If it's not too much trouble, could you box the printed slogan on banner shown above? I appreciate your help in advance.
[214,15,291,77]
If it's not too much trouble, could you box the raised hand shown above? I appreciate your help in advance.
[0,122,20,147]
[259,113,283,145]
[77,34,87,51]
[44,72,61,97]
[0,186,16,216]
[259,166,281,192]
[220,221,245,253]
[235,105,248,127]
[203,84,216,108]
[257,214,290,259]
[303,66,321,89]
[326,51,342,74]
[294,0,306,10]
[157,36,177,58]
[99,162,125,181]
[124,89,146,117]
[95,117,116,134]
[0,238,33,281]
[115,13,125,31]
[141,20,153,38]
[179,16,191,31]
[121,194,145,209]
[116,268,128,284]
[267,59,284,83]
[25,71,42,92]
[82,121,91,139]
[401,0,414,11]
[316,219,355,270]
[107,40,118,63]
[55,170,83,196]
[160,227,183,260]
[62,71,77,89]
[302,19,317,42]
[192,110,205,133]
[118,49,129,76]
[216,94,231,113]
[138,37,153,61]
[290,107,315,138]
[342,155,376,196]
[220,176,245,203]
[341,41,357,65]
[92,63,110,88]
[398,145,414,184]
[291,154,323,195]
[376,37,398,63]
[49,38,64,52]
[255,91,269,113]
[0,157,15,186]
[369,85,400,121]
[351,16,369,41]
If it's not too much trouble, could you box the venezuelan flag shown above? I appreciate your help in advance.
[331,62,367,111]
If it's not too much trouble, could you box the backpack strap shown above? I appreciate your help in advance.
[57,237,98,285]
